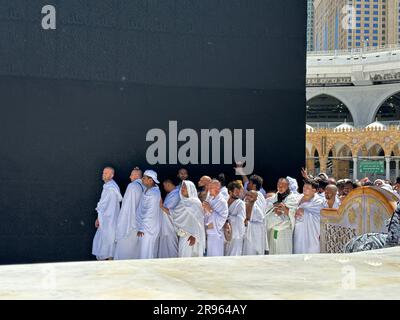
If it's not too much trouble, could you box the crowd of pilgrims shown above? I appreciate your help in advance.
[91,165,400,260]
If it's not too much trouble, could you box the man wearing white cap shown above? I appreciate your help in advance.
[136,170,162,259]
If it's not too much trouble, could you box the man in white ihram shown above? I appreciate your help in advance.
[114,167,144,260]
[136,170,162,259]
[92,167,122,260]
[224,181,246,256]
[265,178,299,255]
[158,179,180,258]
[243,190,266,255]
[202,180,229,256]
[293,179,324,254]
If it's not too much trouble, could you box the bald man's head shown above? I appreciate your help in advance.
[208,179,221,197]
[130,167,142,182]
[102,167,114,183]
[245,190,258,203]
[198,176,212,188]
[210,179,221,186]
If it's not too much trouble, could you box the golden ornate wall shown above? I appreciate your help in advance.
[306,126,400,179]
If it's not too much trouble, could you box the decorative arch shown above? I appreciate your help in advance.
[391,143,400,157]
[333,143,353,157]
[327,142,353,179]
[307,125,400,181]
[369,89,400,123]
[306,94,355,123]
[357,142,385,157]
[305,146,321,177]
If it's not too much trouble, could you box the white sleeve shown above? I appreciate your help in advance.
[96,189,112,216]
[250,204,264,223]
[210,200,229,231]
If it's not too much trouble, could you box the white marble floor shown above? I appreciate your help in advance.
[0,247,399,299]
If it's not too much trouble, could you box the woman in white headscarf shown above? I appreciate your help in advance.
[161,180,206,257]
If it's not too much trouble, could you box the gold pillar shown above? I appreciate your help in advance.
[320,156,328,174]
[332,159,338,179]
[336,159,350,179]
[306,158,315,176]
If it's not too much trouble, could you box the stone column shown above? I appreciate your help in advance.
[332,159,338,179]
[385,157,391,181]
[353,157,358,181]
[395,159,399,179]
[319,156,327,174]
[306,158,315,176]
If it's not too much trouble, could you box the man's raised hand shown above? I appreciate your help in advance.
[301,167,309,180]
[202,201,212,213]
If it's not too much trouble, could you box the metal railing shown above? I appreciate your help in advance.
[306,121,400,129]
[307,44,400,57]
[307,122,354,129]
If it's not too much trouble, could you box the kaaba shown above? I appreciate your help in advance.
[0,0,306,264]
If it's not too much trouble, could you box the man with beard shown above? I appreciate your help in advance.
[323,184,340,209]
[177,168,189,185]
[235,162,267,197]
[340,179,355,201]
[265,178,299,254]
[246,175,267,211]
[224,181,246,256]
[245,174,268,253]
[243,190,266,255]
[336,179,345,197]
